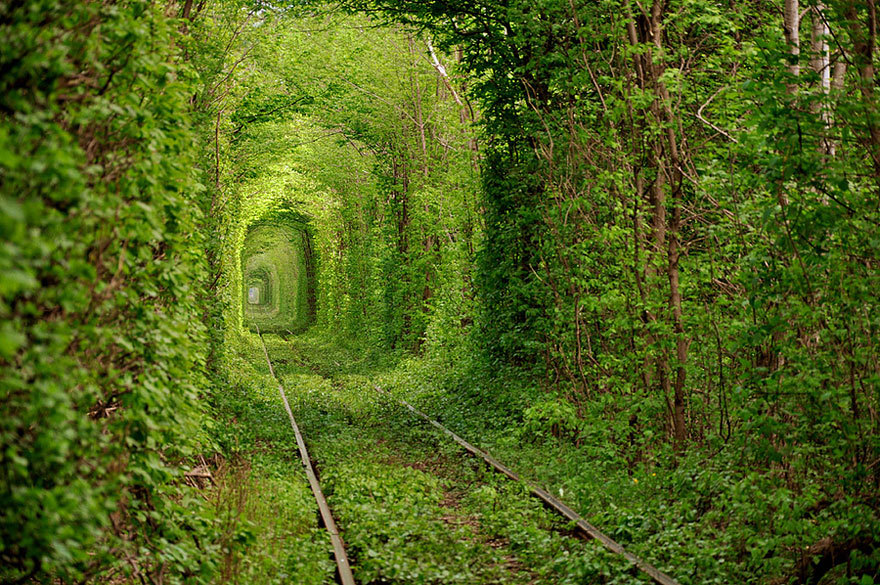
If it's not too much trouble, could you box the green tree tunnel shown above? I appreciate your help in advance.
[241,214,317,334]
[3,1,880,584]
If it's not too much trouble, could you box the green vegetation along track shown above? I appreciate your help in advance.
[257,329,354,585]
[371,386,681,585]
[252,333,682,585]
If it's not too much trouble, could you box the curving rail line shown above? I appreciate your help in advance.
[372,385,682,585]
[256,328,355,585]
[257,327,681,585]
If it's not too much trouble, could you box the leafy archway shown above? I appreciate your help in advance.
[241,214,317,333]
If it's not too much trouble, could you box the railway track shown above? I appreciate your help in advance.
[372,385,682,585]
[257,331,681,585]
[256,328,355,585]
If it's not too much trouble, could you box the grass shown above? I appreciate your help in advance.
[260,332,654,584]
[207,339,335,585]
[211,329,879,584]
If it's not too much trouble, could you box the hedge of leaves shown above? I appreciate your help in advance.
[1,2,220,582]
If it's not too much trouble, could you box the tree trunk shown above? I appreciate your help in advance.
[627,0,690,450]
[784,0,801,93]
[811,4,833,155]
[845,0,880,178]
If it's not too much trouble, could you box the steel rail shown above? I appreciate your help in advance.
[257,329,356,585]
[373,385,681,585]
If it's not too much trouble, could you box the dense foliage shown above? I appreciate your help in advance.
[1,1,218,583]
[3,0,879,583]
[240,215,316,333]
[334,1,880,580]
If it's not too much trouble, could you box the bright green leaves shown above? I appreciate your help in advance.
[0,322,26,360]
[241,217,317,333]
[1,1,217,583]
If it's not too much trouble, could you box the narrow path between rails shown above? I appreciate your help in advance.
[258,333,540,584]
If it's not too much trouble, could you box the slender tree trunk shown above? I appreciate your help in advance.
[391,142,412,344]
[829,56,847,159]
[784,0,801,94]
[627,0,690,450]
[845,0,880,178]
[408,35,429,177]
[812,4,833,155]
[811,5,831,93]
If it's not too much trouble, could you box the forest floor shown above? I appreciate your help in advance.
[209,332,655,585]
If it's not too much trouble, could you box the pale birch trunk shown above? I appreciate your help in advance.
[784,0,800,93]
[811,4,833,155]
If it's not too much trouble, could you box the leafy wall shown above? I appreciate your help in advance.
[1,1,219,583]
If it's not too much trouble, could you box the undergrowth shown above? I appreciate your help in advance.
[207,341,334,585]
[262,332,659,584]
[387,352,880,585]
[275,329,879,585]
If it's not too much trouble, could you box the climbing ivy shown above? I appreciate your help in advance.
[4,0,880,583]
[214,12,480,357]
